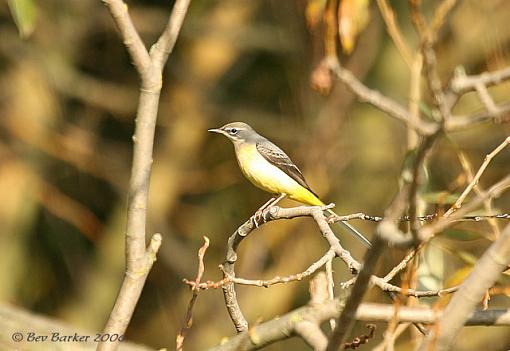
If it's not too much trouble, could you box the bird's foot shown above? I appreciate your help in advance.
[251,207,272,228]
[250,194,287,229]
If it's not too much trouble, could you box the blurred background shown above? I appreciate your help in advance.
[0,0,510,350]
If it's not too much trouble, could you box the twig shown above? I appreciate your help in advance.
[454,145,501,237]
[447,103,510,132]
[330,212,510,223]
[420,175,510,242]
[374,278,458,298]
[475,82,499,115]
[176,237,210,351]
[326,60,438,135]
[375,0,413,67]
[430,0,458,43]
[223,249,335,288]
[450,66,510,95]
[410,0,451,121]
[343,324,376,350]
[445,136,510,216]
[418,223,510,351]
[326,257,336,331]
[408,53,423,150]
[98,1,191,350]
[183,249,336,290]
[383,248,419,283]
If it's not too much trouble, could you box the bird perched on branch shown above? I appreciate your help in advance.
[209,121,371,247]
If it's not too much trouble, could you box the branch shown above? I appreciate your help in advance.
[220,204,362,332]
[207,300,510,351]
[418,223,510,351]
[176,237,210,351]
[184,250,335,290]
[98,0,191,350]
[419,175,510,242]
[446,102,510,131]
[375,0,413,67]
[150,0,191,70]
[326,59,438,135]
[101,0,151,75]
[450,66,510,95]
[325,237,386,351]
[445,136,510,216]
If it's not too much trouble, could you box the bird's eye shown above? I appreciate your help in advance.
[229,128,238,135]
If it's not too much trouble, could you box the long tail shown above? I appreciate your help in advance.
[326,209,372,248]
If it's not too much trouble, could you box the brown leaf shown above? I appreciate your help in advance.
[338,0,371,54]
[305,0,328,29]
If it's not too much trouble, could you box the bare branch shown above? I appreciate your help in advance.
[207,300,510,351]
[222,249,335,288]
[408,53,423,150]
[446,136,510,216]
[325,237,385,351]
[450,66,510,95]
[220,204,362,332]
[101,0,151,75]
[176,237,210,351]
[430,0,458,41]
[446,102,510,131]
[375,0,413,67]
[420,175,510,242]
[98,1,191,350]
[326,60,438,135]
[418,223,510,351]
[150,0,191,70]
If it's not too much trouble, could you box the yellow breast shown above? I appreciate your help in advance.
[234,143,323,206]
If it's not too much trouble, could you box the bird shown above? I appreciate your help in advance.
[208,121,371,247]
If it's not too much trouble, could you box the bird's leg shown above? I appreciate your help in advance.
[251,193,287,228]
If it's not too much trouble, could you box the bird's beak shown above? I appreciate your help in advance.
[208,128,222,134]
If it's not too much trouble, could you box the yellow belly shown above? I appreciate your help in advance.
[234,144,323,206]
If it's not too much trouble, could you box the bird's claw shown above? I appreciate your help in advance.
[251,208,270,228]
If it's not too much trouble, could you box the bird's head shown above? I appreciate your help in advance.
[208,122,257,144]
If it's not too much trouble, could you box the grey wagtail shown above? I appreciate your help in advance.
[208,122,371,247]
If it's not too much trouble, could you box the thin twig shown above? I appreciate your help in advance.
[454,145,501,237]
[326,59,437,135]
[450,66,510,95]
[408,53,423,150]
[445,136,510,216]
[420,175,510,242]
[176,237,210,351]
[376,0,413,67]
[326,257,337,331]
[215,249,335,288]
[383,248,419,283]
[430,0,458,44]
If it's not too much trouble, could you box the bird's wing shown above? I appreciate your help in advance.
[256,140,318,197]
